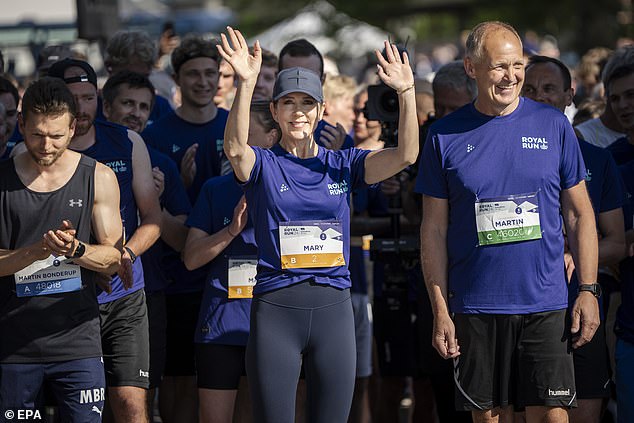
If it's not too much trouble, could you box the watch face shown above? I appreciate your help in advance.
[74,242,86,258]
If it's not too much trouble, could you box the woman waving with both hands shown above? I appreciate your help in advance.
[217,26,418,423]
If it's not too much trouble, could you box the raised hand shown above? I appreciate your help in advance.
[375,41,414,94]
[216,26,262,83]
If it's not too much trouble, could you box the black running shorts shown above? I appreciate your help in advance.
[453,310,576,411]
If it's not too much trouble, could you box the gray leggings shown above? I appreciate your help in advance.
[246,281,356,423]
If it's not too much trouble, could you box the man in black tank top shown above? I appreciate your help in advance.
[0,78,123,422]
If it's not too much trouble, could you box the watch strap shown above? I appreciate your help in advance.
[66,240,85,259]
[124,246,137,263]
[578,283,601,298]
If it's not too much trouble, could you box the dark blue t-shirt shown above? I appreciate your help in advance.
[147,95,175,128]
[142,147,191,293]
[568,140,624,314]
[579,140,625,218]
[242,144,371,294]
[416,98,586,314]
[142,109,229,202]
[617,161,634,343]
[607,136,634,166]
[187,174,257,345]
[74,120,145,303]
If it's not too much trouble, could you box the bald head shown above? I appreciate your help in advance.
[466,21,522,65]
[463,21,525,116]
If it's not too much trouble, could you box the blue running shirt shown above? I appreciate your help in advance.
[187,174,256,345]
[242,144,371,294]
[416,98,586,314]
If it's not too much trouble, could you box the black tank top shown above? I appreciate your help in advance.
[0,154,102,362]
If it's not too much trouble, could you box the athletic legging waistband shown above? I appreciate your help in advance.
[255,280,350,309]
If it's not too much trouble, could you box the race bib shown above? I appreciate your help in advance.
[279,220,345,269]
[475,193,542,246]
[228,258,257,299]
[14,255,82,297]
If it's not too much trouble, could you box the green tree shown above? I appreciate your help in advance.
[224,0,629,56]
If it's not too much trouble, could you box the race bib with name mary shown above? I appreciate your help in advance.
[279,220,345,269]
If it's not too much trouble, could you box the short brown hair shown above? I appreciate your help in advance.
[105,30,157,71]
[21,77,76,122]
[171,35,218,75]
[260,47,278,69]
[251,100,279,138]
[102,71,156,110]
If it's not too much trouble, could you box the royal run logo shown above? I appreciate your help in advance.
[521,136,549,150]
[328,180,349,196]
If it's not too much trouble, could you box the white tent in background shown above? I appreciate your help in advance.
[251,1,389,76]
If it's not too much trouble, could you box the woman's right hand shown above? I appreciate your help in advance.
[216,26,262,83]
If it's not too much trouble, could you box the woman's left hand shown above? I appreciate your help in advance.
[375,41,414,93]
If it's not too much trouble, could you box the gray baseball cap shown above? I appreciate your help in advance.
[272,67,323,103]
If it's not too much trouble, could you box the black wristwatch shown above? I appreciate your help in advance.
[124,246,137,264]
[66,240,86,259]
[578,283,602,298]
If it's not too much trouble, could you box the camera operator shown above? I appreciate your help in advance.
[362,47,432,422]
[364,59,477,422]
[359,56,477,423]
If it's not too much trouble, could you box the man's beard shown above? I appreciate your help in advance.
[73,114,94,137]
[29,145,67,167]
